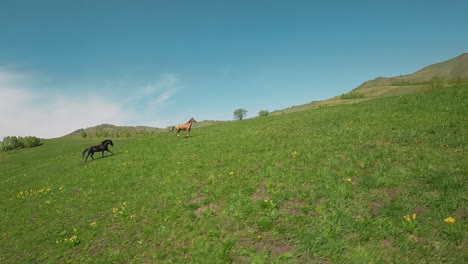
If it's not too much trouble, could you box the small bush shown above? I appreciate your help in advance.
[421,76,445,92]
[258,110,269,117]
[449,76,466,86]
[340,92,365,100]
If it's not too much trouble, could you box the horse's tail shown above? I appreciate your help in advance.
[82,148,90,158]
[169,126,175,132]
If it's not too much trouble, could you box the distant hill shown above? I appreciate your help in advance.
[68,120,231,138]
[275,53,468,113]
[69,124,165,138]
[356,53,468,89]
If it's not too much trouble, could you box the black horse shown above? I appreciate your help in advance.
[82,139,114,162]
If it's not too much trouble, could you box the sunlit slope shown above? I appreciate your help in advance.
[1,84,466,263]
[275,53,468,114]
[357,53,468,90]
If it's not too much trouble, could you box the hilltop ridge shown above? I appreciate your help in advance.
[269,53,468,115]
[355,53,468,90]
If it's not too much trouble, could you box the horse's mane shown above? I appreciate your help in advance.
[101,139,113,145]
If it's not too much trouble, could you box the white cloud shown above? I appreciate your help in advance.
[0,69,181,139]
[143,73,178,96]
[127,73,180,113]
[0,69,129,139]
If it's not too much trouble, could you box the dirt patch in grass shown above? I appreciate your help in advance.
[270,241,295,255]
[370,187,400,198]
[412,205,429,216]
[453,207,466,220]
[237,237,295,257]
[360,146,376,151]
[194,203,217,216]
[343,232,360,240]
[368,200,385,216]
[251,187,270,201]
[280,200,307,216]
[104,222,121,233]
[315,197,326,206]
[71,188,82,196]
[88,238,107,256]
[247,163,262,173]
[386,187,399,197]
[406,234,426,244]
[187,194,206,205]
[380,239,396,250]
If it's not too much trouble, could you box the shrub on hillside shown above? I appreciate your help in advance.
[1,136,42,151]
[449,76,466,86]
[258,110,270,117]
[430,76,445,88]
[422,76,446,92]
[340,92,365,99]
[22,136,42,148]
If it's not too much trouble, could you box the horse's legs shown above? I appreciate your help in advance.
[176,129,181,136]
[85,151,92,162]
[90,152,95,160]
[107,149,114,155]
[102,151,105,158]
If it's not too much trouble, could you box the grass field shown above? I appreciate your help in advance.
[1,85,467,263]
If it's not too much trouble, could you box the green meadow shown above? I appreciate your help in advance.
[1,84,466,263]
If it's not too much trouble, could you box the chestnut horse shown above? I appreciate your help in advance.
[169,118,197,137]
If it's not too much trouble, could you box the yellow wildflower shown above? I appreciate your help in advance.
[45,200,51,204]
[444,217,456,224]
[257,235,262,239]
[403,215,411,222]
[89,222,97,228]
[412,214,417,220]
[292,151,299,158]
[229,171,235,175]
[130,215,137,219]
[345,178,353,182]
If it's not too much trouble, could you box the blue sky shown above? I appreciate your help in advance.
[1,0,467,139]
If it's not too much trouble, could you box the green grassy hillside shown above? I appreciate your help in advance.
[349,53,468,99]
[356,53,468,90]
[1,85,467,263]
[268,53,467,115]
